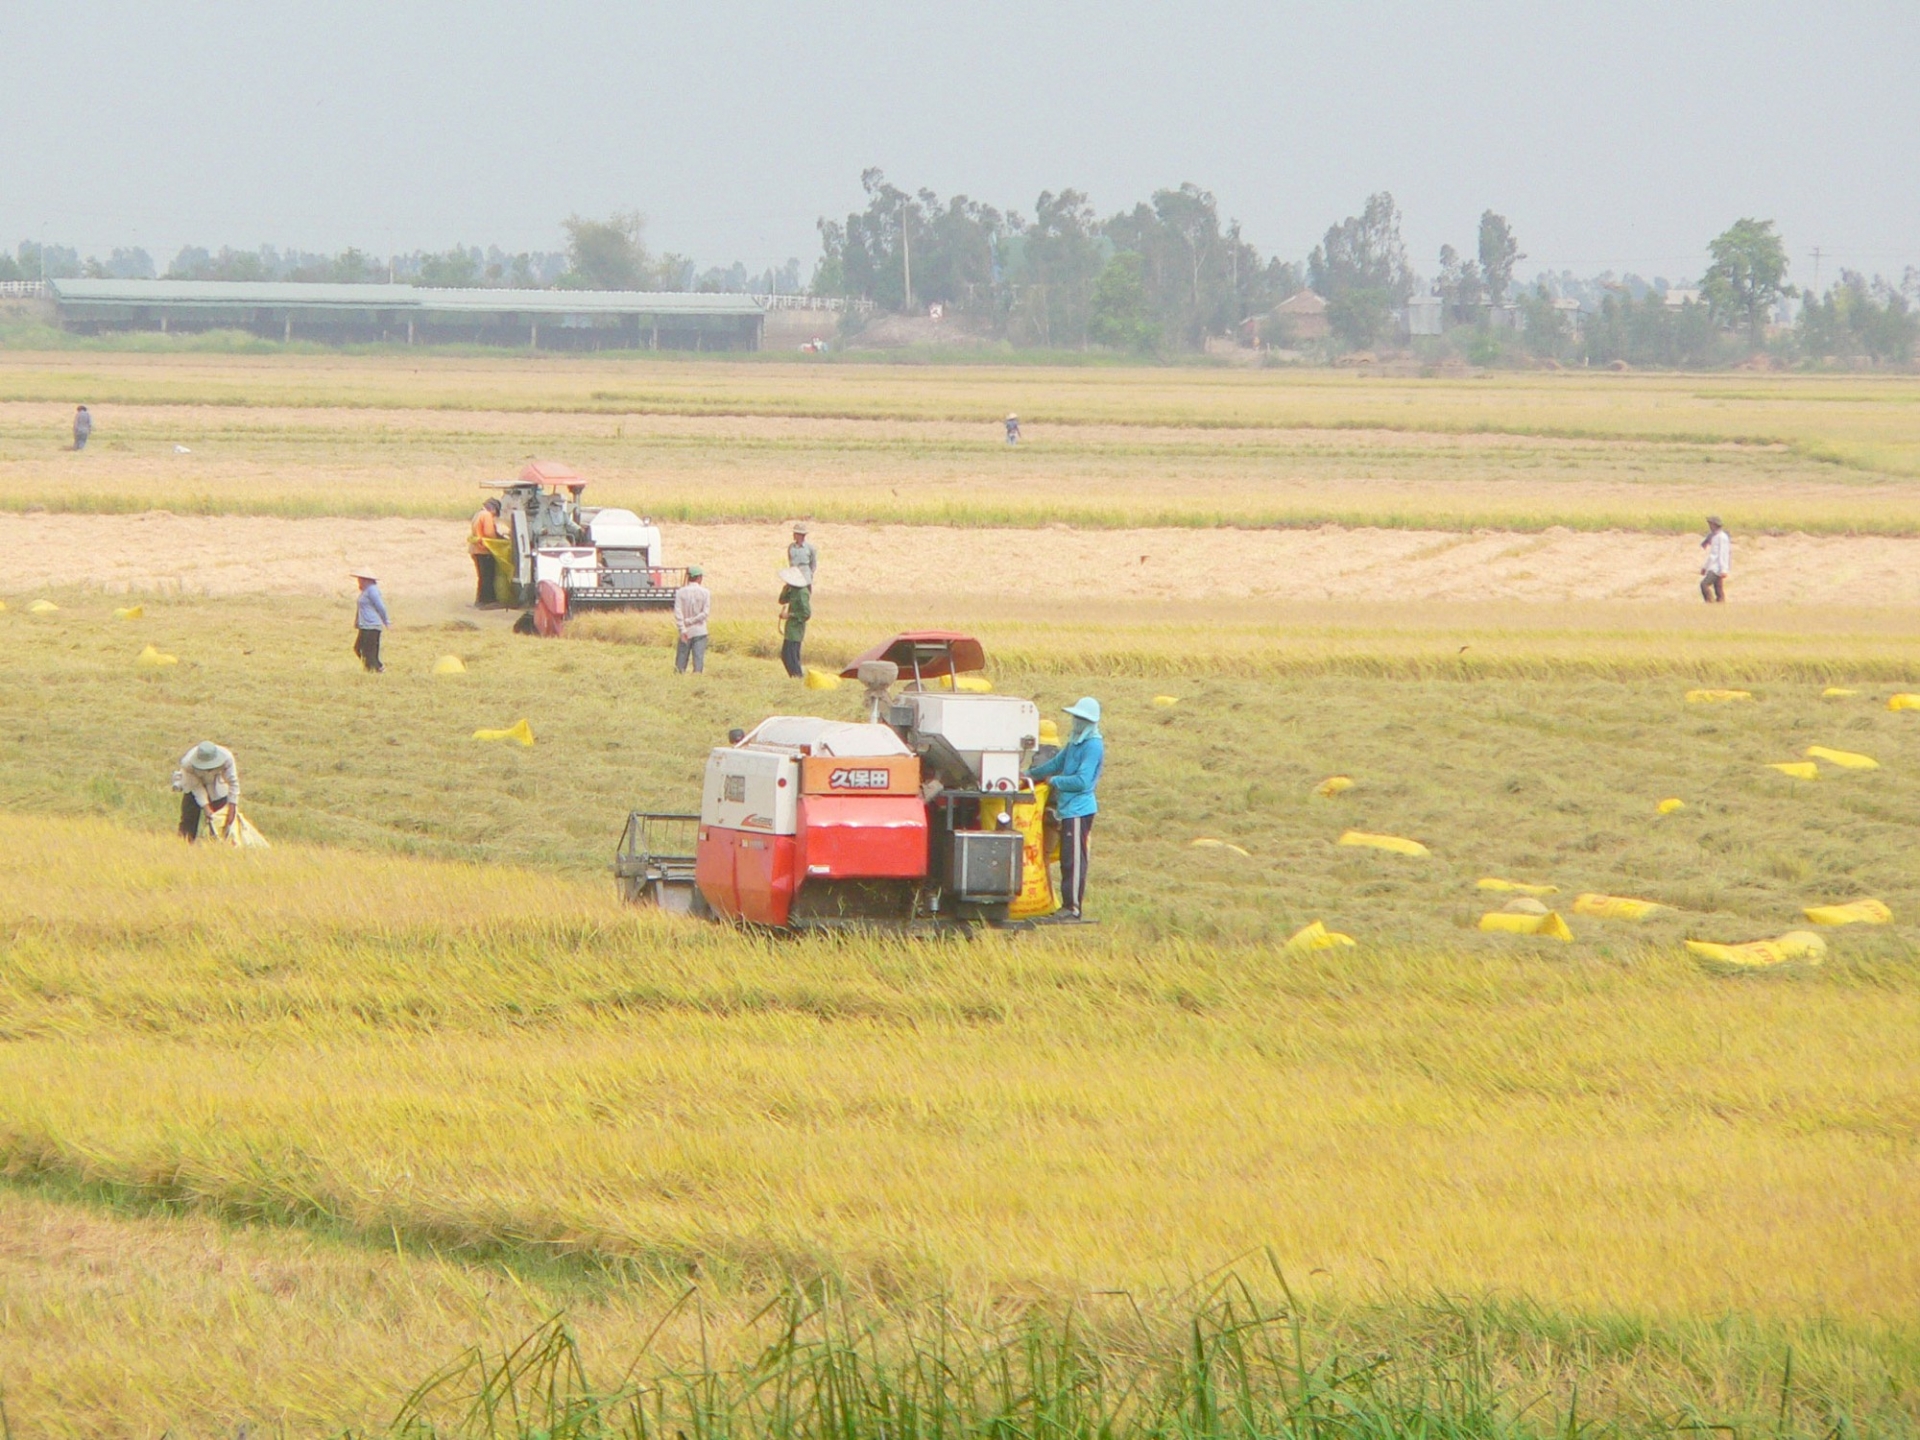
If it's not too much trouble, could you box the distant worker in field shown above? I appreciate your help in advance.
[777,565,811,678]
[72,405,92,450]
[469,497,502,607]
[786,522,817,586]
[351,570,389,672]
[673,564,711,674]
[1700,515,1730,603]
[1004,412,1020,444]
[174,739,238,842]
[1025,697,1104,922]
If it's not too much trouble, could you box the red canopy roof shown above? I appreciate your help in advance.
[520,459,585,488]
[839,631,986,680]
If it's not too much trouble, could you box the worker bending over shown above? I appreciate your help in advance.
[469,498,502,606]
[1700,516,1730,603]
[777,565,811,678]
[175,740,239,842]
[674,564,711,673]
[351,570,389,671]
[1027,697,1104,921]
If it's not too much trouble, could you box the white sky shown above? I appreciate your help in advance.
[4,0,1916,287]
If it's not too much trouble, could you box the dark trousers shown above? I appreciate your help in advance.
[354,627,384,671]
[676,634,708,673]
[1059,814,1094,916]
[179,793,226,841]
[73,432,89,450]
[1701,573,1725,603]
[781,634,805,678]
[472,551,497,606]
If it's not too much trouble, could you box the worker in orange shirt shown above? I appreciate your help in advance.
[469,498,502,607]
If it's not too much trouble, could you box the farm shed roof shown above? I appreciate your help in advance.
[48,279,766,316]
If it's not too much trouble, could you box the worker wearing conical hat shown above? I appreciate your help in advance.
[1026,697,1103,921]
[787,522,817,586]
[174,740,238,843]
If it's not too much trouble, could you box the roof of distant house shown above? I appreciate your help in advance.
[1274,289,1328,315]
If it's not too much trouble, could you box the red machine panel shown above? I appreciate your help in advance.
[696,827,799,926]
[795,796,928,881]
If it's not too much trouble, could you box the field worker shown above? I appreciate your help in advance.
[72,405,92,451]
[469,498,502,607]
[787,522,817,586]
[777,564,811,678]
[1004,412,1021,444]
[174,740,238,842]
[351,570,389,672]
[1700,516,1731,603]
[1026,697,1104,922]
[673,564,711,674]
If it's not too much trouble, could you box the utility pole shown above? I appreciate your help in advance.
[1810,246,1823,294]
[900,200,912,312]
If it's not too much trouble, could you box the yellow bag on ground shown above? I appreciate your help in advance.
[1889,694,1920,712]
[208,807,270,849]
[1803,898,1892,926]
[1768,761,1819,780]
[1805,745,1877,770]
[1338,830,1429,857]
[1572,893,1664,921]
[1479,910,1574,941]
[1315,776,1353,797]
[1477,877,1559,896]
[1686,931,1826,967]
[985,784,1056,920]
[434,655,467,675]
[1284,920,1356,953]
[1822,687,1857,698]
[803,668,842,690]
[1152,695,1179,707]
[1686,688,1752,703]
[114,605,144,620]
[135,644,178,669]
[1657,798,1686,814]
[28,600,58,614]
[474,718,535,746]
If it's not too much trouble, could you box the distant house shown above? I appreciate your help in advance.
[1663,287,1703,309]
[1405,295,1444,336]
[1268,288,1330,342]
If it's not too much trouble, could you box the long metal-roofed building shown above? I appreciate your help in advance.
[48,279,766,350]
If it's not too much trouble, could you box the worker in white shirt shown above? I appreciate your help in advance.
[673,565,711,673]
[1700,516,1731,603]
[174,740,239,842]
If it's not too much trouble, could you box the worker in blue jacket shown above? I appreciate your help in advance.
[1026,696,1104,921]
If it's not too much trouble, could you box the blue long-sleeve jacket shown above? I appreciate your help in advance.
[355,584,390,630]
[1028,727,1104,819]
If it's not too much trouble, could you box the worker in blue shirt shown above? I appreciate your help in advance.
[350,569,390,672]
[1026,696,1104,920]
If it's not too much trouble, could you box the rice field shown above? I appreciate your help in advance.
[0,351,1917,1437]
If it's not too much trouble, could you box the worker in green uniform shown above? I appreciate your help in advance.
[778,564,811,678]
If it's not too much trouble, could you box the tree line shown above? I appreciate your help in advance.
[5,182,1914,365]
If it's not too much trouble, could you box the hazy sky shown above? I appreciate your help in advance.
[6,0,1916,287]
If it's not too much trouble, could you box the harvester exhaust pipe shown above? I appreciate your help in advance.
[858,660,900,722]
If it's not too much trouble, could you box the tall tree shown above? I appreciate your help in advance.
[1436,244,1484,324]
[1009,189,1106,347]
[561,212,652,290]
[1477,211,1523,304]
[1702,218,1793,348]
[1309,193,1411,349]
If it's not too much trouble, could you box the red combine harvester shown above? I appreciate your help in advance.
[617,633,1041,930]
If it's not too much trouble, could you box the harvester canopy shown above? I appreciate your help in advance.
[839,631,986,684]
[519,459,585,489]
[739,717,914,756]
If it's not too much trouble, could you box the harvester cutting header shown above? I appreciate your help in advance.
[618,633,1061,930]
[476,461,694,635]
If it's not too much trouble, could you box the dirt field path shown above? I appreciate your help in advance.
[3,511,1915,607]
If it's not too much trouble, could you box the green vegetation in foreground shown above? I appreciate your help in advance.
[361,1290,1920,1440]
[6,595,1920,944]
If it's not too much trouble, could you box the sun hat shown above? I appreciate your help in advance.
[687,564,704,579]
[349,569,377,581]
[1038,718,1061,745]
[779,565,809,587]
[190,741,222,767]
[1007,412,1018,420]
[791,521,810,534]
[1706,515,1723,528]
[1063,696,1101,723]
